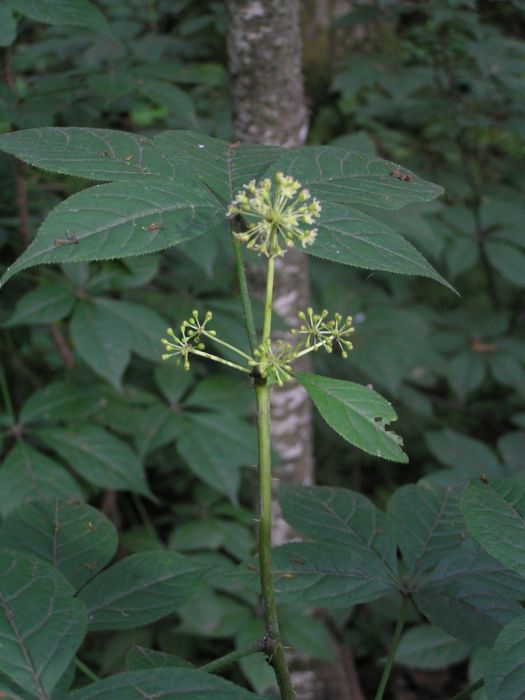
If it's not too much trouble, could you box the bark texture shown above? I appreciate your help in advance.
[226,3,365,699]
[226,0,314,510]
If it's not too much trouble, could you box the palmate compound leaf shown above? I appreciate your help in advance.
[296,372,407,462]
[413,538,525,647]
[279,484,398,573]
[485,613,525,700]
[0,127,448,287]
[0,499,118,590]
[461,479,525,578]
[69,668,259,700]
[0,550,87,698]
[78,551,208,631]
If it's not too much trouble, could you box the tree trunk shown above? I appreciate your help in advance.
[226,3,364,699]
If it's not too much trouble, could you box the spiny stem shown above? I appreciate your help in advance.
[200,639,263,674]
[374,596,409,700]
[201,330,253,361]
[450,679,484,700]
[263,256,275,341]
[190,348,251,373]
[231,231,258,353]
[255,382,295,700]
[75,658,99,683]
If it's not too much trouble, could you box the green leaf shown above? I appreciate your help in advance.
[0,177,222,288]
[6,0,109,32]
[127,646,194,670]
[92,298,167,361]
[308,201,452,289]
[263,146,444,210]
[0,5,16,47]
[279,484,397,571]
[0,499,118,590]
[425,429,502,477]
[69,668,259,700]
[0,442,83,518]
[388,479,465,575]
[137,80,196,127]
[176,411,257,501]
[486,241,525,287]
[4,282,75,326]
[20,381,100,425]
[498,432,525,473]
[134,404,183,457]
[37,425,150,496]
[77,551,207,630]
[296,372,407,462]
[485,614,525,700]
[0,550,87,698]
[447,351,486,403]
[280,610,335,662]
[414,540,525,646]
[461,479,525,579]
[272,542,399,608]
[395,625,471,670]
[70,300,132,389]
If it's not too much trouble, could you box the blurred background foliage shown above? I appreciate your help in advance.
[0,0,524,696]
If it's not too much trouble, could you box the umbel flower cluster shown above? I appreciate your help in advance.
[227,171,321,257]
[161,308,354,384]
[161,175,354,384]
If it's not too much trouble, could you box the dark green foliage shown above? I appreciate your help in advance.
[0,0,524,698]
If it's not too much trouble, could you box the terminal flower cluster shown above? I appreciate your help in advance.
[228,172,321,257]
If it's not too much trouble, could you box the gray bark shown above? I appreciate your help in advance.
[226,0,314,508]
[226,3,365,699]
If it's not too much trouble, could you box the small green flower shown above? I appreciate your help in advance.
[161,310,214,371]
[228,172,321,258]
[250,339,296,386]
[292,308,354,358]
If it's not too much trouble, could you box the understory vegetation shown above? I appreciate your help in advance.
[0,2,524,699]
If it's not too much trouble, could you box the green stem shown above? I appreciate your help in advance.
[374,596,409,700]
[451,679,484,700]
[190,348,251,373]
[131,493,157,540]
[263,256,275,342]
[0,358,15,420]
[231,232,258,353]
[200,640,263,674]
[255,381,295,700]
[75,658,99,683]
[294,339,328,359]
[201,330,253,361]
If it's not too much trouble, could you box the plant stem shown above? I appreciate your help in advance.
[0,358,15,420]
[202,330,253,361]
[450,679,484,700]
[231,232,258,353]
[263,256,275,342]
[75,658,99,683]
[189,348,251,373]
[255,381,295,700]
[374,596,409,700]
[200,639,263,674]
